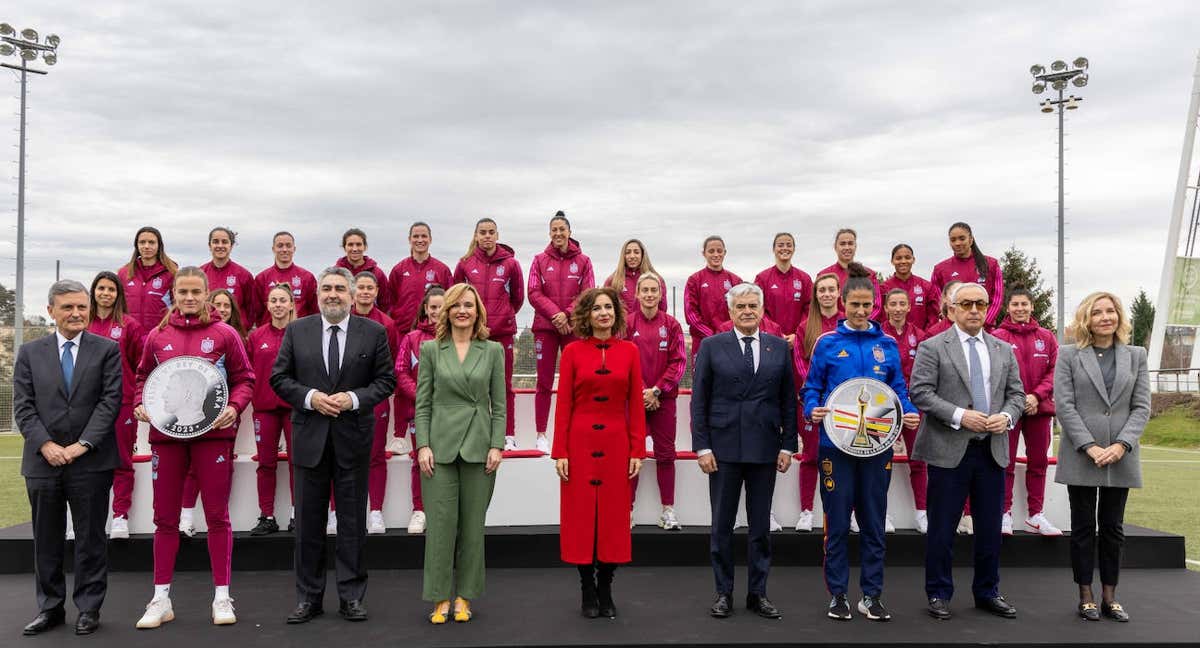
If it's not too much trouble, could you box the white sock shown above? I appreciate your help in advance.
[214,586,230,602]
[153,584,170,601]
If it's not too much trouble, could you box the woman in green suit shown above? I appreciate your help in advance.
[414,282,506,624]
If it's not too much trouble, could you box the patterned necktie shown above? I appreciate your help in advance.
[967,337,989,439]
[742,336,755,374]
[61,340,75,396]
[327,326,341,385]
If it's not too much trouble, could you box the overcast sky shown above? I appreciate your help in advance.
[3,1,1198,326]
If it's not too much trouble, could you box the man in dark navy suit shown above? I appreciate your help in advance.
[691,282,797,619]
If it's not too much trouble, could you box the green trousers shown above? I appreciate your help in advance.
[422,458,496,601]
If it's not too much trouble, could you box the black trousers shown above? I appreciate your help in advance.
[26,468,114,614]
[293,434,370,604]
[709,461,777,596]
[1067,485,1129,586]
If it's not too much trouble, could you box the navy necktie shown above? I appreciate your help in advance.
[61,340,75,395]
[742,336,755,374]
[327,326,341,385]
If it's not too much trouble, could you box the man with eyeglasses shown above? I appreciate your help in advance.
[908,283,1026,622]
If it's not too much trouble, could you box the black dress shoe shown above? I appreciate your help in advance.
[747,594,782,619]
[1101,601,1130,622]
[975,596,1017,618]
[927,598,952,620]
[75,610,100,635]
[250,516,280,536]
[710,593,733,618]
[286,601,323,624]
[23,609,65,635]
[286,519,295,533]
[339,599,368,622]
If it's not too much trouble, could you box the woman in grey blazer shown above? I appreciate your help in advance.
[1054,291,1149,622]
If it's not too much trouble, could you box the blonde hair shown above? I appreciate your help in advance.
[461,218,497,262]
[437,283,490,341]
[266,283,297,326]
[158,266,211,330]
[1070,291,1132,348]
[607,238,658,294]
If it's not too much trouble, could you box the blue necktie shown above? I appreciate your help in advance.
[742,336,755,374]
[61,340,75,396]
[967,337,989,439]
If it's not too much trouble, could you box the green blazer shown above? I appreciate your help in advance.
[413,338,507,463]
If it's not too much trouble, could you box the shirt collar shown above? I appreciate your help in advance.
[954,324,984,345]
[322,315,350,334]
[732,328,760,344]
[56,330,82,350]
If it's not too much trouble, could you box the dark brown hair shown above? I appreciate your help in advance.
[571,287,626,338]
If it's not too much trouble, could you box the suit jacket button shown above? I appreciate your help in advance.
[1104,410,1110,416]
[591,451,604,458]
[592,423,605,430]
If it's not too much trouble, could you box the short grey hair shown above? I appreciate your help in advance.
[725,282,763,308]
[48,279,88,306]
[949,281,987,304]
[318,267,357,295]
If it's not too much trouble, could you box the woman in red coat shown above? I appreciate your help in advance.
[552,287,646,619]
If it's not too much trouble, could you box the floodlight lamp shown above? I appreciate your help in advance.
[43,52,56,65]
[1030,64,1045,76]
[20,28,37,42]
[0,43,13,56]
[1032,82,1046,94]
[1041,101,1054,114]
[1051,60,1067,71]
[1073,57,1088,69]
[0,23,14,36]
[1052,79,1067,90]
[46,34,60,47]
[19,47,36,61]
[1065,97,1079,110]
[1072,74,1088,88]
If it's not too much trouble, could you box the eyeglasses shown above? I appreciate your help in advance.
[955,300,989,312]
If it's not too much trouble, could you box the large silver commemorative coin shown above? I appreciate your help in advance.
[822,377,903,458]
[142,356,229,440]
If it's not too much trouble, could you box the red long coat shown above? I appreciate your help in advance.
[552,337,646,565]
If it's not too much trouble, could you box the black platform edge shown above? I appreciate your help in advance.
[0,523,1185,574]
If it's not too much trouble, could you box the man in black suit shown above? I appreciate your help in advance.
[13,280,122,635]
[691,282,797,619]
[270,267,396,623]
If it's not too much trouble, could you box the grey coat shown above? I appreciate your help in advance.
[909,327,1026,469]
[1053,344,1149,488]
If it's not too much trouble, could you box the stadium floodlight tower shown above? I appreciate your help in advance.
[1031,57,1089,341]
[0,23,60,355]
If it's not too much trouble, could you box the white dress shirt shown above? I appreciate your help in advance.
[950,324,1011,430]
[56,331,82,365]
[304,315,359,411]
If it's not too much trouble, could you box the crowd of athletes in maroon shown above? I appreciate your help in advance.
[98,217,1058,555]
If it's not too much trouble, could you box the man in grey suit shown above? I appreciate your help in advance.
[909,282,1025,621]
[271,267,396,624]
[13,280,123,635]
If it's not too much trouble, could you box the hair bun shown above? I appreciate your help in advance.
[846,262,871,279]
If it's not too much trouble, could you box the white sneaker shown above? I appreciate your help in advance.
[535,434,550,454]
[658,508,681,530]
[179,509,196,538]
[957,514,974,535]
[915,510,928,534]
[136,597,175,629]
[326,510,337,536]
[849,512,860,534]
[769,511,783,532]
[407,510,426,534]
[795,509,814,532]
[110,516,130,540]
[367,510,386,535]
[503,437,517,451]
[884,514,896,534]
[212,597,236,625]
[1001,511,1014,536]
[1025,512,1064,536]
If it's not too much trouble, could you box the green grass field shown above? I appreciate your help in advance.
[1,431,1196,570]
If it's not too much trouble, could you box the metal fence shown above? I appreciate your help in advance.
[2,325,56,433]
[1150,369,1200,393]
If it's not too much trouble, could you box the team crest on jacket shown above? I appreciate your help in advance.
[201,337,215,353]
[152,277,163,289]
[659,326,667,338]
[425,270,435,281]
[226,276,237,287]
[722,279,732,290]
[793,279,802,289]
[110,326,122,339]
[569,262,579,274]
[914,285,924,295]
[908,334,917,345]
[872,345,885,363]
[496,266,505,277]
[1035,338,1046,351]
[291,276,301,287]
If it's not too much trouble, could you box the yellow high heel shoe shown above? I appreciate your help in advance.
[429,600,450,625]
[453,597,472,622]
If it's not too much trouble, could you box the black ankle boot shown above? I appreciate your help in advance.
[597,563,617,618]
[578,565,599,618]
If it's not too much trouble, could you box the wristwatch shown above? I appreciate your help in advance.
[652,387,662,398]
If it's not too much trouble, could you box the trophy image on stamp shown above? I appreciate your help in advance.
[142,356,229,439]
[822,377,903,457]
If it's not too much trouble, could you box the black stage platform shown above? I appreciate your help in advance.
[0,524,1186,573]
[0,567,1196,647]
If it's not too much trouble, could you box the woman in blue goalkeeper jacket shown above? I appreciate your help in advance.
[802,263,920,623]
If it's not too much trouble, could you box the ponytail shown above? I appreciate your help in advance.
[949,222,988,285]
[841,262,874,300]
[462,218,497,261]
